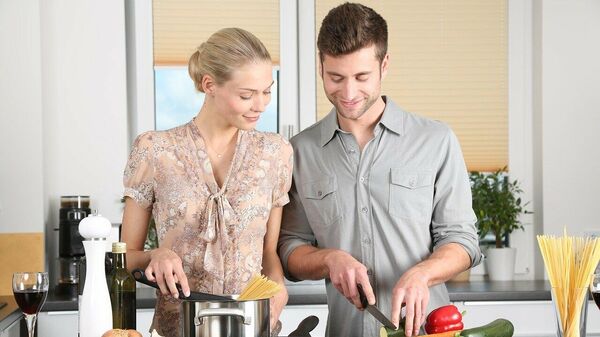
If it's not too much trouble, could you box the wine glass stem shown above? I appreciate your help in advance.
[24,313,37,337]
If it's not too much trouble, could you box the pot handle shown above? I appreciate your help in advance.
[194,308,252,326]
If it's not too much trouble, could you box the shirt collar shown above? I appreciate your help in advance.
[378,97,405,136]
[319,96,405,147]
[319,106,340,147]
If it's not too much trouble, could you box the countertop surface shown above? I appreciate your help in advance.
[0,279,556,328]
[36,279,554,313]
[0,296,21,332]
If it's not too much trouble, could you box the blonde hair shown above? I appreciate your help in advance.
[188,28,271,93]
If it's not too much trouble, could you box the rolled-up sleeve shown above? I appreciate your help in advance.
[123,131,155,209]
[431,129,482,267]
[278,175,317,281]
[272,140,294,208]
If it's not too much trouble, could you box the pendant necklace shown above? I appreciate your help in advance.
[203,132,237,160]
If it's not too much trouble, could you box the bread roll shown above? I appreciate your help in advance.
[102,329,143,337]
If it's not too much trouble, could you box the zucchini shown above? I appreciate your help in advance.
[380,326,405,337]
[380,327,462,337]
[459,319,514,337]
[379,317,405,337]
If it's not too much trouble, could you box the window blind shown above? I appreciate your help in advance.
[316,0,508,172]
[153,0,280,66]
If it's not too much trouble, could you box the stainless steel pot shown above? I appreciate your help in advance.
[131,269,272,337]
[182,297,270,337]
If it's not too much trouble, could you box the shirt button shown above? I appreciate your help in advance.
[349,149,356,154]
[359,176,366,183]
[317,190,323,197]
[409,179,416,187]
[367,269,373,275]
[361,207,368,213]
[363,237,371,245]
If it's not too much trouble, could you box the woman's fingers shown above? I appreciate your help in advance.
[153,267,169,296]
[174,263,190,297]
[163,267,179,298]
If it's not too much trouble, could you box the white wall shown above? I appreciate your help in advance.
[39,0,129,271]
[539,0,600,237]
[0,0,129,279]
[0,0,44,233]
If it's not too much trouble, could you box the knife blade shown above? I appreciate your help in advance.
[357,284,397,330]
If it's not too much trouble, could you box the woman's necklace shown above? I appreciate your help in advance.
[202,131,238,160]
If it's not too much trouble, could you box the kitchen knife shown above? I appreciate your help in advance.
[132,268,232,301]
[357,284,397,330]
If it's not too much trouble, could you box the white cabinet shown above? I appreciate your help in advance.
[279,304,328,337]
[37,311,78,337]
[453,301,600,337]
[37,309,155,337]
[137,308,155,335]
[0,317,21,337]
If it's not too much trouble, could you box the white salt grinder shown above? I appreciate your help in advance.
[78,212,113,337]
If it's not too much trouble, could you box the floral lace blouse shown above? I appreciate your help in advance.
[123,119,293,337]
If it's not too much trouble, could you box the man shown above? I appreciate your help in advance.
[278,3,482,337]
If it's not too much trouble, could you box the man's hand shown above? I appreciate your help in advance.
[391,267,430,337]
[325,250,375,309]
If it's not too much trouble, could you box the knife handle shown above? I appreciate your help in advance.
[357,284,369,309]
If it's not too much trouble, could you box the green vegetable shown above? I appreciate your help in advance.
[379,318,405,337]
[379,326,405,337]
[459,319,514,337]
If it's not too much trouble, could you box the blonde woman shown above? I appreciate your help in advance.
[121,28,292,337]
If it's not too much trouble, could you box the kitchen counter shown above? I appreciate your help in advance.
[39,280,555,312]
[0,296,21,332]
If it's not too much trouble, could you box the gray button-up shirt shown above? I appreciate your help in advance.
[278,97,482,337]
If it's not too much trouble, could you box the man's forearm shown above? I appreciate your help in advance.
[411,243,471,287]
[287,245,339,280]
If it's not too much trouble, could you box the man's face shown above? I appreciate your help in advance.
[321,45,388,121]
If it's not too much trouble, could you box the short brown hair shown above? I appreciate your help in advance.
[188,28,271,93]
[317,2,388,64]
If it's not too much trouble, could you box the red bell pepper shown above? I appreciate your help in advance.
[424,304,464,334]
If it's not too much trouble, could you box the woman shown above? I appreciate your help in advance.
[121,28,292,337]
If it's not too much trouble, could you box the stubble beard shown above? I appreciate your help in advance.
[329,93,379,121]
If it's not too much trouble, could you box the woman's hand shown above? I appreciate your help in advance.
[269,286,288,330]
[145,247,190,299]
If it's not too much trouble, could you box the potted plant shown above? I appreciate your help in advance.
[470,167,530,281]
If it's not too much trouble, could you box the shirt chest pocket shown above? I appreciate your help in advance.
[301,176,341,226]
[389,169,434,222]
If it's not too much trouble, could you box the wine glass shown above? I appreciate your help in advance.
[12,272,49,337]
[591,273,600,310]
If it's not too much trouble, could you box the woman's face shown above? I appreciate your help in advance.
[212,61,274,130]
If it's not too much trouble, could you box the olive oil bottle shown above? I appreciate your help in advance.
[108,242,136,329]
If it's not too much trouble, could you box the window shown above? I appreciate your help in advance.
[151,0,282,133]
[154,67,279,132]
[313,0,508,172]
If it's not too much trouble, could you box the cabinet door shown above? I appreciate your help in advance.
[453,301,600,337]
[0,316,22,337]
[279,304,328,337]
[37,311,78,337]
[136,308,155,335]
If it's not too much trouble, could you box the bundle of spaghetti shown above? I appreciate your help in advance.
[537,229,600,337]
[237,274,282,301]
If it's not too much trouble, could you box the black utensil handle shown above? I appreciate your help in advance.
[357,284,368,309]
[131,268,232,302]
[132,268,188,299]
[288,315,319,337]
